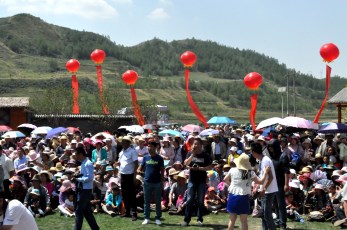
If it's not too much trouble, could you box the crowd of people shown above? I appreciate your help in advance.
[1,124,347,229]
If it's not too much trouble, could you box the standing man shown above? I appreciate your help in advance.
[182,137,213,226]
[74,147,99,230]
[251,142,278,230]
[0,191,38,230]
[118,136,138,221]
[137,141,164,225]
[211,134,227,161]
[0,145,15,199]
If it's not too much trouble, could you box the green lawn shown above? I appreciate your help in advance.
[36,211,337,230]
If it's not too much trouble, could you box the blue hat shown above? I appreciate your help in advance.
[106,166,114,172]
[236,150,243,155]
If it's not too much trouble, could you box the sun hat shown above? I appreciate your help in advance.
[314,135,324,141]
[298,173,312,182]
[341,167,347,172]
[257,135,266,142]
[302,138,312,146]
[223,164,231,170]
[93,139,103,146]
[67,159,77,165]
[42,147,52,155]
[234,153,252,171]
[60,135,68,140]
[16,164,28,173]
[30,188,41,196]
[55,162,65,172]
[50,154,58,162]
[175,171,187,182]
[57,175,69,183]
[31,174,41,182]
[172,161,183,168]
[10,176,25,186]
[64,145,72,151]
[108,177,120,188]
[28,150,39,161]
[336,175,347,183]
[122,136,132,143]
[230,146,237,152]
[168,168,180,176]
[59,180,75,193]
[311,170,327,181]
[38,170,53,180]
[30,166,41,173]
[105,166,114,172]
[163,136,170,142]
[71,140,77,144]
[229,138,237,144]
[332,170,341,179]
[289,181,299,189]
[290,169,296,175]
[314,184,324,190]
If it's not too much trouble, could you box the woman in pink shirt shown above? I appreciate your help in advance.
[160,136,175,166]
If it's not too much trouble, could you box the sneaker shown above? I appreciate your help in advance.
[334,218,347,227]
[212,210,218,214]
[197,221,203,226]
[155,219,162,225]
[181,221,188,226]
[142,219,150,225]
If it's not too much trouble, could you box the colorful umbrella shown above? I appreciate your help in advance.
[181,124,203,133]
[2,131,26,138]
[91,132,116,146]
[159,130,185,140]
[279,116,312,129]
[46,127,69,139]
[199,128,219,136]
[318,123,347,134]
[0,125,13,132]
[31,126,52,135]
[207,116,237,125]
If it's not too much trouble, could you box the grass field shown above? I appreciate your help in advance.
[35,211,338,230]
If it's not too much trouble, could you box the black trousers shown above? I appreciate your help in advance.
[121,173,137,215]
[74,189,99,230]
[3,179,11,199]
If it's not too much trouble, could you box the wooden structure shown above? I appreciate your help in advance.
[328,87,347,123]
[0,97,29,129]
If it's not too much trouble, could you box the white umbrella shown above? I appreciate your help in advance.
[199,129,219,136]
[2,131,26,138]
[91,132,116,146]
[279,116,312,129]
[31,126,52,135]
[256,117,282,130]
[142,124,153,130]
[127,125,144,134]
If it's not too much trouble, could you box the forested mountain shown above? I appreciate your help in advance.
[0,13,345,122]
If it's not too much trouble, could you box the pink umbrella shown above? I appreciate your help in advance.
[279,116,312,129]
[0,125,12,132]
[256,117,282,130]
[181,124,203,133]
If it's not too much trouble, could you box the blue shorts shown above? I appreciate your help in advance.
[226,193,250,215]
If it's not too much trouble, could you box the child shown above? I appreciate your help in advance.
[204,187,224,214]
[27,189,45,218]
[63,191,75,217]
[285,191,304,223]
[102,186,122,217]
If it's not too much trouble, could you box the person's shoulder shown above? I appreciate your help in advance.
[8,199,23,207]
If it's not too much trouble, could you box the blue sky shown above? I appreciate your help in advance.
[0,0,346,78]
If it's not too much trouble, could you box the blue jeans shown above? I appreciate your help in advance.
[274,187,287,228]
[184,182,206,223]
[143,181,162,220]
[261,192,276,230]
[74,189,99,230]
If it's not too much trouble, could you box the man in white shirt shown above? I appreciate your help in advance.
[117,136,138,221]
[251,142,278,230]
[0,191,38,230]
[0,146,15,199]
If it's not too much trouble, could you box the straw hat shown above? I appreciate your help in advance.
[58,175,69,183]
[228,138,237,144]
[175,171,187,182]
[38,170,53,181]
[55,162,65,172]
[122,136,132,143]
[31,174,41,182]
[168,168,180,176]
[16,164,28,173]
[234,153,251,170]
[28,150,39,162]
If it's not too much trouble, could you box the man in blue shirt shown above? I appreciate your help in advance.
[138,141,164,226]
[74,147,99,230]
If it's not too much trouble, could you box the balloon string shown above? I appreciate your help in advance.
[250,94,258,131]
[184,69,208,128]
[313,65,331,123]
[96,65,109,114]
[71,74,79,114]
[130,86,145,126]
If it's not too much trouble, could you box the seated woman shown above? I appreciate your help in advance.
[102,186,122,216]
[57,180,75,217]
[168,172,187,209]
[306,184,334,221]
[204,187,225,214]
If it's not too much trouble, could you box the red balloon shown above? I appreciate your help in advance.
[320,43,339,63]
[122,70,138,85]
[90,49,106,64]
[244,72,263,90]
[66,59,80,73]
[180,51,197,67]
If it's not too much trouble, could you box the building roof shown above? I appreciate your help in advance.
[328,87,347,105]
[0,97,29,107]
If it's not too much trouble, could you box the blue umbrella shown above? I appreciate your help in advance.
[159,130,185,140]
[1,131,26,138]
[318,123,347,134]
[207,116,237,125]
[46,127,68,139]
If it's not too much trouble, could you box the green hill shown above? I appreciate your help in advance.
[0,13,345,124]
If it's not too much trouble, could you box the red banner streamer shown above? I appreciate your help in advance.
[96,65,109,114]
[184,69,208,128]
[130,86,145,126]
[71,74,79,114]
[250,94,258,131]
[313,65,331,123]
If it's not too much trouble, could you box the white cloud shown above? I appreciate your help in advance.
[111,0,132,4]
[0,0,118,19]
[147,7,169,20]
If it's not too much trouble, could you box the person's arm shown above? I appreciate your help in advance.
[259,165,273,196]
[184,152,194,167]
[253,166,270,184]
[223,170,231,185]
[105,193,113,206]
[77,162,94,184]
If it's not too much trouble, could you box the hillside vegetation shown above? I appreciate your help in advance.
[0,13,345,123]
